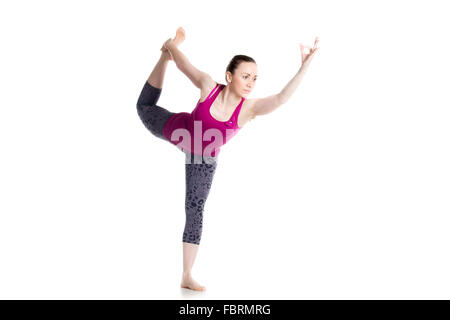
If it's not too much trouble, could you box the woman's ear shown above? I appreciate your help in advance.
[225,71,232,84]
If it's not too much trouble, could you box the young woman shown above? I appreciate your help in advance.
[136,27,319,291]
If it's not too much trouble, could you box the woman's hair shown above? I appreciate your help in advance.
[225,55,256,82]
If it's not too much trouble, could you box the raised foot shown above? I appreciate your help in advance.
[160,27,186,61]
[173,27,186,46]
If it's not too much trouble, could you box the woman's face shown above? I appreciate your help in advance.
[227,62,258,97]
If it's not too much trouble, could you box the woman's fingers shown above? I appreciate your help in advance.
[301,37,320,50]
[301,39,320,52]
[313,37,320,48]
[300,37,320,63]
[300,44,313,56]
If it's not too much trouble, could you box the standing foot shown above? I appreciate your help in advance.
[180,273,206,292]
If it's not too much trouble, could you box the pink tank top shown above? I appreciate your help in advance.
[162,83,244,157]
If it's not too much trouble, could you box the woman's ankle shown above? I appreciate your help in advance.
[182,271,192,278]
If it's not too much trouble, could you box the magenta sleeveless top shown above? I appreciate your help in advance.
[162,83,244,157]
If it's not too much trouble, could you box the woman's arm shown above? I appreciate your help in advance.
[278,66,308,104]
[165,41,211,89]
[250,37,320,117]
[249,67,308,117]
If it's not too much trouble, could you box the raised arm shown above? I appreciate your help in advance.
[250,37,320,118]
[164,40,212,89]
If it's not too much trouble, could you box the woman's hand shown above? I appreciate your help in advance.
[161,38,175,51]
[160,38,175,60]
[299,37,320,69]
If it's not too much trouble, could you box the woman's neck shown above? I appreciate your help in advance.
[217,85,241,109]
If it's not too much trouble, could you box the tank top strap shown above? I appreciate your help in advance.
[210,83,225,102]
[205,83,221,101]
[231,97,245,121]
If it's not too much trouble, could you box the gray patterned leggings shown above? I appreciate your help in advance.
[136,81,219,245]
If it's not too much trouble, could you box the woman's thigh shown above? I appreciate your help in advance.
[184,152,219,199]
[136,81,175,141]
[184,151,219,165]
[137,103,174,141]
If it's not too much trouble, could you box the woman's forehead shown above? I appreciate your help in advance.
[238,64,258,75]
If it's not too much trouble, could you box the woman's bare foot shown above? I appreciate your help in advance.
[160,27,186,60]
[172,27,185,46]
[180,273,206,292]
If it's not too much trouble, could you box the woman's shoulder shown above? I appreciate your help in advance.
[199,79,222,103]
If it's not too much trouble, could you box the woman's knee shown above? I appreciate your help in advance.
[137,82,162,107]
[137,104,169,140]
[183,217,203,245]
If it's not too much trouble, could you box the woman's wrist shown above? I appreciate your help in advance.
[165,39,176,51]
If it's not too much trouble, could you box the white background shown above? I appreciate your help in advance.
[1,0,449,299]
